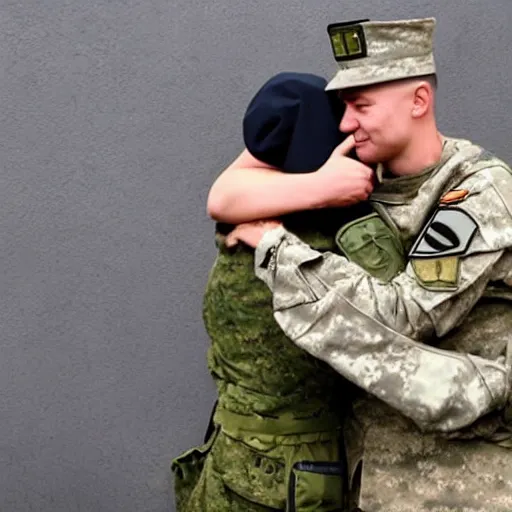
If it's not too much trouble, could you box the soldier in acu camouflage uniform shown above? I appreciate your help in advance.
[172,72,375,511]
[227,18,512,512]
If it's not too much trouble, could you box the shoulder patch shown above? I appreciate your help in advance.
[411,257,460,289]
[409,208,478,290]
[409,208,478,259]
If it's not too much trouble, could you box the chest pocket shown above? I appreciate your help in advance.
[335,212,406,282]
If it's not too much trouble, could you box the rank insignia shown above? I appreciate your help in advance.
[327,20,368,62]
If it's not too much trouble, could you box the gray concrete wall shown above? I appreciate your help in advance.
[0,0,510,511]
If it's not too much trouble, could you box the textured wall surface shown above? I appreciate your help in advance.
[0,0,510,510]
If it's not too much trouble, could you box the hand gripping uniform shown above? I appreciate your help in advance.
[254,137,512,511]
[172,73,371,512]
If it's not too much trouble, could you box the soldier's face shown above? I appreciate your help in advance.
[339,81,416,165]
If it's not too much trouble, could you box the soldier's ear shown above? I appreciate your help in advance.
[411,82,432,118]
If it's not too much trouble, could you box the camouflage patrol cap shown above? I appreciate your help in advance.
[326,17,436,91]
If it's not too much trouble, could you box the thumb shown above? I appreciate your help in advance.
[225,230,239,248]
[335,134,356,156]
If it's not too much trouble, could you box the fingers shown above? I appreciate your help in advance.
[346,166,373,182]
[225,222,251,248]
[225,231,239,248]
[336,134,356,156]
[224,220,280,249]
[355,163,374,180]
[351,175,374,201]
[266,220,282,230]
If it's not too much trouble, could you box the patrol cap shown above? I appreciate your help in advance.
[326,17,436,91]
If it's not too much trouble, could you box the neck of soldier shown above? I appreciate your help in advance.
[385,120,443,177]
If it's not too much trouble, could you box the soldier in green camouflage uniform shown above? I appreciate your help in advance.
[171,73,374,511]
[227,18,512,512]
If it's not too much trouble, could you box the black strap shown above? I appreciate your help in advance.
[203,400,218,443]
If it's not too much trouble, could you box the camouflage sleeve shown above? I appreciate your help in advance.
[254,169,512,431]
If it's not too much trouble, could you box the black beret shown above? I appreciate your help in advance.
[243,72,346,172]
